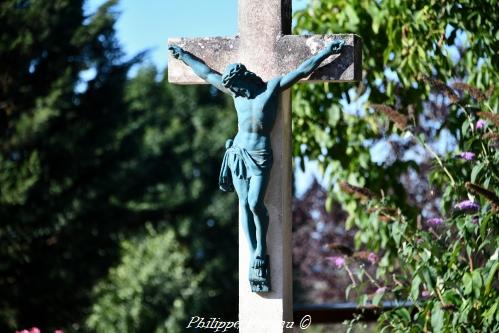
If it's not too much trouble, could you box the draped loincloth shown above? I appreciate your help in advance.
[219,139,273,192]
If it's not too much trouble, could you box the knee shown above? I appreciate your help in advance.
[239,198,249,209]
[248,196,265,215]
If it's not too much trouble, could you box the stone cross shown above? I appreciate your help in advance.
[168,0,361,332]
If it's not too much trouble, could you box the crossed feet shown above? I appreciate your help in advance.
[252,256,267,279]
[250,247,267,276]
[249,255,270,292]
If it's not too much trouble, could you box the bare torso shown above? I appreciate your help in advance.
[232,79,280,151]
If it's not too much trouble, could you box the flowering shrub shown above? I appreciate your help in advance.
[333,82,498,332]
[292,1,497,331]
[14,328,63,333]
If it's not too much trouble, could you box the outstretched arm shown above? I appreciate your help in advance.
[169,45,231,95]
[278,40,345,91]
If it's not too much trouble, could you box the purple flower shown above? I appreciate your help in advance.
[367,252,378,264]
[476,119,486,129]
[375,287,387,294]
[426,217,443,226]
[454,200,480,213]
[421,290,431,298]
[326,256,345,268]
[472,216,479,225]
[458,151,475,161]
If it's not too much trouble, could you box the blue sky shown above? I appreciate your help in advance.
[87,0,309,69]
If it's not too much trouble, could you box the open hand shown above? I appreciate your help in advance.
[168,45,184,60]
[327,39,345,54]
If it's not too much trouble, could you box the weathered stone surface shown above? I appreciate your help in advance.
[168,37,239,84]
[168,34,361,84]
[239,0,291,37]
[238,0,290,76]
[277,34,362,82]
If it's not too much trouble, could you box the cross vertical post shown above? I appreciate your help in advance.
[237,1,293,331]
[168,0,361,331]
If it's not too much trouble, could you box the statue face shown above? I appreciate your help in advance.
[227,76,252,97]
[222,63,260,98]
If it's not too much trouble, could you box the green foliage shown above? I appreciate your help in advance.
[1,0,132,329]
[367,99,499,331]
[293,0,498,215]
[0,1,237,331]
[86,226,202,333]
[295,0,498,332]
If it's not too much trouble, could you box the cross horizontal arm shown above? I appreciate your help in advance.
[276,34,362,82]
[168,37,239,84]
[168,34,361,84]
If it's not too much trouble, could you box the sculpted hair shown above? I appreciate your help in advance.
[243,70,264,86]
[222,63,246,88]
[222,63,263,88]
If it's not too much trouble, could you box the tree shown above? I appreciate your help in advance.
[83,66,239,332]
[86,227,202,333]
[293,1,498,331]
[293,0,497,219]
[1,0,133,329]
[0,1,238,331]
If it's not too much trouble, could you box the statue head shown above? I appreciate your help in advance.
[222,63,263,98]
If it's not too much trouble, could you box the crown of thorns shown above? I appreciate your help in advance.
[222,63,247,87]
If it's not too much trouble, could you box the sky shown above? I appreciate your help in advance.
[86,0,309,70]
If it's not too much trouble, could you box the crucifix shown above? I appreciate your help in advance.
[168,0,361,331]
